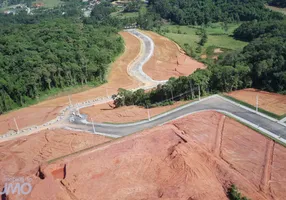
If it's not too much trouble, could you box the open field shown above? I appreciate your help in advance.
[226,88,286,117]
[266,5,286,15]
[140,30,205,80]
[81,100,190,123]
[33,0,63,8]
[159,23,248,58]
[111,10,138,18]
[0,31,141,135]
[12,111,285,200]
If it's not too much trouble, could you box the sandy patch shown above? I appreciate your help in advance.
[227,88,286,116]
[141,31,205,81]
[214,48,223,53]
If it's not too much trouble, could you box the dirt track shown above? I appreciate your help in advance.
[14,111,285,200]
[141,31,205,80]
[227,88,286,116]
[0,32,141,135]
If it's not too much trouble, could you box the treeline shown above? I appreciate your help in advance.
[0,19,124,113]
[223,20,286,92]
[0,0,32,7]
[113,63,251,108]
[148,0,284,25]
[233,20,286,41]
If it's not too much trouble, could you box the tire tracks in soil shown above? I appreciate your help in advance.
[260,139,275,194]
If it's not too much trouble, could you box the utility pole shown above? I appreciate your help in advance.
[147,105,151,121]
[170,87,174,101]
[68,95,72,107]
[14,117,19,133]
[198,85,201,101]
[91,118,96,134]
[189,80,194,99]
[106,87,109,98]
[76,103,80,116]
[256,95,259,113]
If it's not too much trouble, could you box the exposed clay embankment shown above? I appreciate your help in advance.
[141,31,205,81]
[0,128,110,193]
[20,111,286,200]
[227,88,286,116]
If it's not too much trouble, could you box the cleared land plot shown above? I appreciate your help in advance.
[80,100,190,123]
[23,111,285,200]
[33,0,63,8]
[0,128,111,188]
[266,5,286,15]
[140,30,205,81]
[227,88,286,117]
[160,23,248,58]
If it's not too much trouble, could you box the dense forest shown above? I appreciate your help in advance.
[148,0,284,25]
[0,19,124,113]
[0,0,32,7]
[268,0,286,8]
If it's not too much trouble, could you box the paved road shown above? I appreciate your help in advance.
[68,95,286,140]
[1,30,285,146]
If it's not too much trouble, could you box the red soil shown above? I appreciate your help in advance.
[18,111,285,200]
[141,31,205,81]
[81,101,189,123]
[0,128,110,190]
[271,144,286,199]
[0,32,141,135]
[227,88,286,116]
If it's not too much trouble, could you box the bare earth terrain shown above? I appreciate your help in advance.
[8,111,285,200]
[141,31,205,80]
[0,32,141,135]
[227,88,286,116]
[0,129,110,189]
[81,101,189,123]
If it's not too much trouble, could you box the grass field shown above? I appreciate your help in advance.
[33,0,63,8]
[266,5,286,15]
[111,11,139,18]
[158,23,248,59]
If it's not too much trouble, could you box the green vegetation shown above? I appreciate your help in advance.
[148,0,284,25]
[157,23,248,58]
[223,20,286,93]
[33,0,62,8]
[0,18,124,113]
[227,185,249,200]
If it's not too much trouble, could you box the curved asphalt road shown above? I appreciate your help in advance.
[68,95,286,141]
